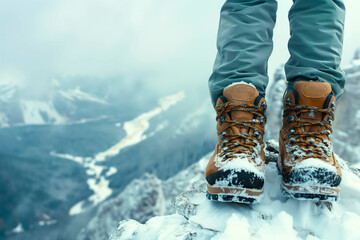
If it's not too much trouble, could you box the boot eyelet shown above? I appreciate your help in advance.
[261,102,267,109]
[328,116,333,125]
[221,131,226,140]
[330,102,335,109]
[285,97,292,106]
[287,129,295,139]
[286,115,295,124]
[260,118,264,127]
[219,115,225,125]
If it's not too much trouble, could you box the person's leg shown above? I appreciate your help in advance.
[279,0,346,202]
[285,0,346,99]
[208,0,277,107]
[206,0,277,204]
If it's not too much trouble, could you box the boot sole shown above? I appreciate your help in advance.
[206,184,264,204]
[281,181,340,202]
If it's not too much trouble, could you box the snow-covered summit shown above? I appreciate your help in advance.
[0,81,110,127]
[58,87,108,104]
[110,143,360,240]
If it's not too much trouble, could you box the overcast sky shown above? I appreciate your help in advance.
[0,0,359,96]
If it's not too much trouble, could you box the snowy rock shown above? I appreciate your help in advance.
[77,173,165,240]
[77,155,209,240]
[110,146,360,240]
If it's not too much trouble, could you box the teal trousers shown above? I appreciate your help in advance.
[209,0,346,107]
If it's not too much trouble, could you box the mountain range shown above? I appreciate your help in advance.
[1,51,360,239]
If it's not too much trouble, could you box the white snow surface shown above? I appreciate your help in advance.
[20,100,66,125]
[77,155,209,240]
[292,158,338,173]
[214,153,265,181]
[224,81,256,90]
[94,91,185,162]
[8,223,24,234]
[110,154,360,240]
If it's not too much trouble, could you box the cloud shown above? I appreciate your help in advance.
[0,0,359,95]
[0,0,221,92]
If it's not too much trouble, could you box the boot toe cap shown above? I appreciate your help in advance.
[206,169,264,190]
[283,160,341,187]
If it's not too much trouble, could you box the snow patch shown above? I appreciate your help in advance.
[9,223,24,234]
[106,167,118,177]
[59,87,107,104]
[213,214,251,240]
[94,91,185,162]
[38,219,57,226]
[224,81,256,91]
[214,153,265,180]
[20,100,66,125]
[293,158,338,173]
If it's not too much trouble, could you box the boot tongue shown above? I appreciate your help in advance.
[223,83,259,134]
[294,81,331,132]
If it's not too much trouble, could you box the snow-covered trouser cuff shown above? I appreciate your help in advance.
[209,0,345,107]
[285,0,346,100]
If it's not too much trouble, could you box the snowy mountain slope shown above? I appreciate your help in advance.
[50,91,185,217]
[1,85,214,239]
[20,100,66,125]
[0,81,110,127]
[76,153,209,240]
[110,143,360,240]
[3,52,359,239]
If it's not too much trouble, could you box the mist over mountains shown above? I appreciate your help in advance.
[1,51,360,239]
[0,76,215,239]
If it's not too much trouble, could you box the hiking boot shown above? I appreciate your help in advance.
[205,83,267,204]
[279,81,341,202]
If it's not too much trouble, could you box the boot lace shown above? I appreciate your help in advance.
[284,104,335,161]
[215,102,266,160]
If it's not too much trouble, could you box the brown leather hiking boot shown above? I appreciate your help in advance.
[279,81,341,202]
[205,83,267,204]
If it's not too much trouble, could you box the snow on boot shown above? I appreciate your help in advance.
[279,81,341,202]
[205,83,267,204]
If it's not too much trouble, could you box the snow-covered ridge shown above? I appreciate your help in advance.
[59,87,107,104]
[94,91,185,162]
[0,83,109,127]
[77,153,209,240]
[110,143,360,240]
[51,91,185,216]
[20,100,66,125]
